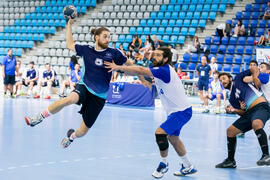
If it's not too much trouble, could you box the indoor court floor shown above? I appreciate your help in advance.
[0,97,270,180]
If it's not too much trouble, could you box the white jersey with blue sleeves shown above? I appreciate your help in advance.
[258,73,270,103]
[150,64,191,115]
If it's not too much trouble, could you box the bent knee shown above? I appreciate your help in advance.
[252,120,264,130]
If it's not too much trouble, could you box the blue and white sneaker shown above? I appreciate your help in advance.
[174,164,197,176]
[152,162,169,179]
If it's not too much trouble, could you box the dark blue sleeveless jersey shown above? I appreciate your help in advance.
[75,45,127,99]
[43,70,55,80]
[229,70,262,110]
[26,68,38,80]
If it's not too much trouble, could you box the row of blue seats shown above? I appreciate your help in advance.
[0,40,34,48]
[205,44,255,54]
[13,19,66,27]
[235,11,264,20]
[24,13,65,20]
[183,53,253,64]
[35,6,87,14]
[2,27,56,34]
[118,34,186,44]
[227,19,270,28]
[140,19,206,28]
[254,0,269,3]
[0,34,45,41]
[160,4,226,13]
[44,0,95,7]
[149,11,216,20]
[245,3,267,12]
[0,48,23,56]
[205,36,257,45]
[178,62,242,74]
[169,0,235,4]
[129,27,196,36]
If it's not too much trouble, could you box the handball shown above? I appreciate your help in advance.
[63,5,77,19]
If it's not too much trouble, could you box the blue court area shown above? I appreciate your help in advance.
[0,97,270,180]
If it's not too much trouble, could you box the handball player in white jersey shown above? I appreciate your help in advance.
[105,47,197,178]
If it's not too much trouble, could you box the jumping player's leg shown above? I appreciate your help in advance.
[25,92,79,126]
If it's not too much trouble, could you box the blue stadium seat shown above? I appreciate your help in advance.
[183,20,190,27]
[44,27,50,34]
[191,54,199,62]
[247,37,255,45]
[144,27,150,34]
[245,46,253,54]
[181,28,188,36]
[118,35,125,43]
[244,55,251,64]
[250,20,258,28]
[196,4,203,12]
[188,63,196,71]
[178,36,185,44]
[235,12,242,20]
[162,35,170,43]
[27,34,32,40]
[186,12,193,20]
[198,20,206,28]
[168,5,174,12]
[228,45,235,53]
[150,12,157,19]
[252,12,259,19]
[234,55,242,64]
[221,37,229,45]
[210,45,218,53]
[182,4,189,11]
[191,20,198,27]
[213,36,220,44]
[225,55,233,64]
[137,27,143,34]
[238,37,246,45]
[158,27,165,35]
[203,4,210,12]
[151,27,158,34]
[211,4,218,12]
[205,36,212,45]
[164,12,171,19]
[161,20,168,27]
[170,36,178,44]
[243,12,251,19]
[194,12,201,19]
[50,27,56,34]
[171,12,178,19]
[174,5,181,11]
[217,54,224,63]
[126,35,133,43]
[180,62,187,70]
[229,37,237,45]
[21,26,26,33]
[209,12,217,20]
[147,19,154,26]
[245,4,252,12]
[176,20,183,27]
[171,0,177,4]
[157,12,164,19]
[259,20,266,28]
[201,12,208,19]
[183,53,190,62]
[179,12,186,20]
[217,64,222,71]
[257,28,265,36]
[140,19,147,26]
[253,4,260,11]
[166,27,173,34]
[154,19,161,26]
[219,4,226,13]
[219,45,227,53]
[169,20,176,26]
[161,5,167,12]
[232,64,241,74]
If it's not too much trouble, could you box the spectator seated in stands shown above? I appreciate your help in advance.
[119,44,127,56]
[216,22,232,43]
[185,36,201,54]
[176,67,187,80]
[34,63,57,99]
[256,29,270,47]
[112,42,116,49]
[130,34,142,52]
[210,57,218,77]
[15,60,24,96]
[263,1,270,20]
[69,55,78,71]
[152,35,163,49]
[59,63,81,97]
[233,20,245,37]
[204,71,226,114]
[22,61,39,97]
[169,44,179,65]
[139,35,154,60]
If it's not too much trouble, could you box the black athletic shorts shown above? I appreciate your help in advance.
[4,75,15,85]
[233,102,270,133]
[42,81,57,87]
[22,79,37,86]
[73,84,105,128]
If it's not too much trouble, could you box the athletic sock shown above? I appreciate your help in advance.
[69,132,77,141]
[255,128,269,156]
[227,136,237,161]
[181,154,192,168]
[41,108,52,119]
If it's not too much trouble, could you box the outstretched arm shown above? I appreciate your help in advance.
[66,18,75,52]
[104,61,153,77]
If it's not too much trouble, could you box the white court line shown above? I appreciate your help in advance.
[114,155,122,159]
[100,157,109,160]
[126,155,133,158]
[0,169,4,171]
[7,167,16,170]
[238,166,270,170]
[74,159,82,162]
[20,165,29,168]
[87,157,96,161]
[33,163,43,166]
[47,161,56,164]
[60,160,69,163]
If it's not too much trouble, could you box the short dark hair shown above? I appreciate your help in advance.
[70,55,78,64]
[157,47,172,65]
[261,62,270,70]
[218,72,232,79]
[45,63,50,66]
[249,60,258,66]
[29,61,34,65]
[213,70,219,75]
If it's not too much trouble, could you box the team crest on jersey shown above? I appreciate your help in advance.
[160,89,164,95]
[95,58,103,66]
[105,52,112,58]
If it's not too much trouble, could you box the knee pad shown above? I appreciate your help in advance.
[155,134,169,151]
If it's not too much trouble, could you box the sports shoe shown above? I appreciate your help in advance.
[236,133,245,138]
[25,115,44,127]
[202,109,210,113]
[4,94,9,98]
[59,94,66,98]
[257,154,270,166]
[216,108,221,114]
[34,95,40,99]
[10,94,16,98]
[152,162,169,179]
[215,158,236,168]
[61,129,75,148]
[174,164,197,176]
[44,95,51,100]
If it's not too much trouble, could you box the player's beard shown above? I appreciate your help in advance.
[98,40,108,49]
[152,59,164,67]
[224,80,232,90]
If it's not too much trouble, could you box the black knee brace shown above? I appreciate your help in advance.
[155,134,169,151]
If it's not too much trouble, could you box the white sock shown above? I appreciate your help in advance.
[161,157,167,164]
[69,132,77,141]
[181,154,192,168]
